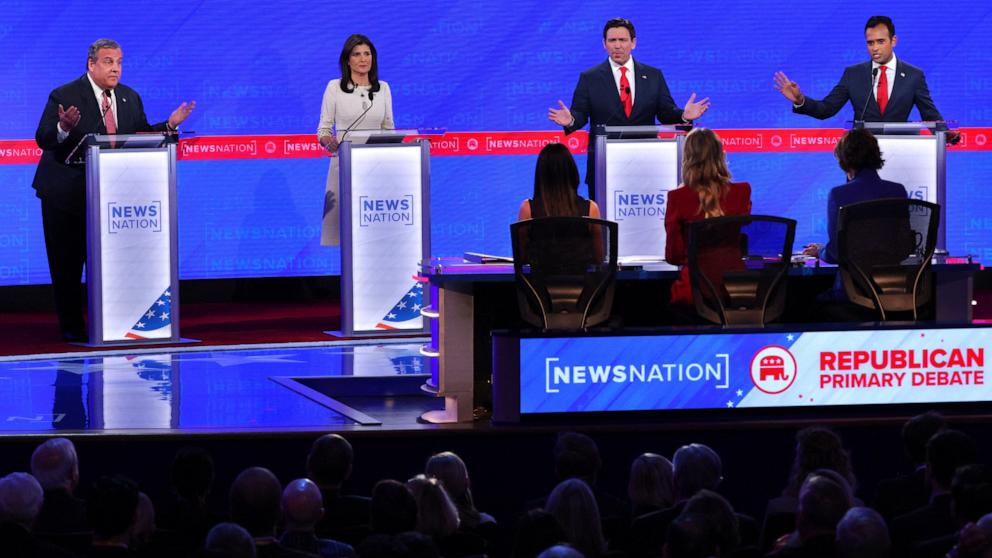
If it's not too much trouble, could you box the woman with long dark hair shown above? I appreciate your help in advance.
[318,34,394,245]
[664,127,752,306]
[518,143,600,220]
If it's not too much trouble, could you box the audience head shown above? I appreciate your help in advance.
[553,432,603,486]
[902,411,947,466]
[407,474,459,539]
[229,466,282,538]
[205,522,257,558]
[371,479,418,535]
[682,489,739,554]
[358,532,440,558]
[282,478,325,532]
[672,443,722,501]
[682,128,731,218]
[512,509,567,558]
[171,446,215,501]
[927,429,978,490]
[835,507,890,558]
[834,128,885,176]
[537,545,586,558]
[0,472,44,528]
[132,492,156,549]
[952,465,992,524]
[533,143,581,217]
[628,453,674,512]
[663,512,719,558]
[796,472,852,539]
[307,433,354,488]
[952,512,992,558]
[425,451,481,526]
[88,475,140,542]
[545,478,605,558]
[30,437,79,492]
[786,426,856,497]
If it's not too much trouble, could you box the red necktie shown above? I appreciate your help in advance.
[876,66,888,116]
[619,67,632,118]
[102,90,117,134]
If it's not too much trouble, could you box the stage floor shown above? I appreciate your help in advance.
[0,339,444,435]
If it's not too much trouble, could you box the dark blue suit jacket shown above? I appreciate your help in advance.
[33,74,167,215]
[822,168,908,264]
[564,59,685,190]
[795,59,944,125]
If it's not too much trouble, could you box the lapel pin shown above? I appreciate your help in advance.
[641,75,647,79]
[122,97,127,103]
[900,72,905,77]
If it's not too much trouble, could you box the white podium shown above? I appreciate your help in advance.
[594,125,686,259]
[338,132,431,336]
[78,133,182,346]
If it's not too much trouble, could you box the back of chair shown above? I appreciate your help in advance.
[837,198,940,320]
[688,215,796,326]
[510,217,618,330]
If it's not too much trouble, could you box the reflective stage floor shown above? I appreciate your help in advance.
[0,340,443,435]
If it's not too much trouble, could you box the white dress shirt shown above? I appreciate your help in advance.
[872,53,897,101]
[609,56,636,104]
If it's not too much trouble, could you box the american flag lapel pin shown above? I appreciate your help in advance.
[900,72,905,77]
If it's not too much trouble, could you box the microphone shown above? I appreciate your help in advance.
[858,67,880,127]
[339,90,375,143]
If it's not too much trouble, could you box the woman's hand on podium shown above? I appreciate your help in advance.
[321,135,340,154]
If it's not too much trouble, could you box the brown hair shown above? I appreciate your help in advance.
[682,128,731,218]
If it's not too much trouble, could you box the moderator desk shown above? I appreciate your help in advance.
[419,258,978,423]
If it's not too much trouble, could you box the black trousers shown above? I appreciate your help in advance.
[40,199,87,334]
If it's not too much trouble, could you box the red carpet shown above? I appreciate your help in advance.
[0,301,345,357]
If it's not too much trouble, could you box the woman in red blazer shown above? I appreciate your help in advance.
[665,128,752,306]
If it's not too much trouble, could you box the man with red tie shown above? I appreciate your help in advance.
[33,39,195,341]
[774,16,955,140]
[549,18,711,200]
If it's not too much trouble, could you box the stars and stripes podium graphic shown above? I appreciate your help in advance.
[376,281,424,330]
[125,288,173,339]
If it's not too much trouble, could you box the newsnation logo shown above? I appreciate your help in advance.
[544,354,730,393]
[358,195,415,227]
[107,202,163,234]
[612,190,666,221]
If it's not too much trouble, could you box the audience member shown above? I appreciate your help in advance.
[86,474,141,557]
[628,453,674,517]
[370,480,417,536]
[204,522,257,558]
[280,478,355,558]
[229,467,312,558]
[873,411,946,520]
[768,472,852,558]
[537,544,586,558]
[835,507,890,558]
[30,437,87,533]
[682,489,741,556]
[545,478,606,558]
[512,509,567,558]
[550,433,627,542]
[912,464,992,558]
[663,512,719,558]
[308,434,371,544]
[158,446,223,548]
[407,474,485,558]
[890,429,978,554]
[0,471,74,558]
[425,451,495,533]
[945,512,992,558]
[356,532,440,558]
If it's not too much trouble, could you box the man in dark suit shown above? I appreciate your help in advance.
[548,18,710,199]
[774,16,957,141]
[34,38,194,341]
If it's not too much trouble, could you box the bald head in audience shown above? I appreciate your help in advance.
[230,467,283,538]
[308,434,354,489]
[282,478,324,532]
[0,472,44,528]
[30,437,79,493]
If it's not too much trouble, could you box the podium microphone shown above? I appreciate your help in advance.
[340,91,375,142]
[858,67,880,127]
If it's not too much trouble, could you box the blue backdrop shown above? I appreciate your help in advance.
[1,1,991,285]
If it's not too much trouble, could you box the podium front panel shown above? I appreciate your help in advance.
[597,138,681,259]
[341,142,428,334]
[90,148,177,342]
[876,136,939,205]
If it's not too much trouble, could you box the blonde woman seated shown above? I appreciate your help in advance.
[665,128,752,307]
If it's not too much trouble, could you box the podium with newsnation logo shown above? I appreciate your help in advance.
[860,122,948,252]
[74,133,183,346]
[594,125,686,261]
[338,131,430,336]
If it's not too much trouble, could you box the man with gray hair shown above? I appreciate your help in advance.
[30,437,87,533]
[32,38,196,342]
[835,507,890,558]
[280,478,355,558]
[0,472,74,557]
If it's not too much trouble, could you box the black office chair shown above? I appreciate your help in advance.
[837,198,940,321]
[510,216,618,330]
[687,215,796,326]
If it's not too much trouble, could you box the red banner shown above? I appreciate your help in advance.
[2,128,990,165]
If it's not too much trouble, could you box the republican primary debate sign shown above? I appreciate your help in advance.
[517,327,992,414]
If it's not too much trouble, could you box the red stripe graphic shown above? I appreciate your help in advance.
[1,128,989,164]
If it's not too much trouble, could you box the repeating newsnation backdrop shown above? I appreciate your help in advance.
[1,2,991,286]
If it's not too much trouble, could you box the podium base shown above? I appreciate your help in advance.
[323,330,428,339]
[71,337,200,348]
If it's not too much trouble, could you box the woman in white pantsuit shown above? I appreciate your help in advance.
[318,34,394,245]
